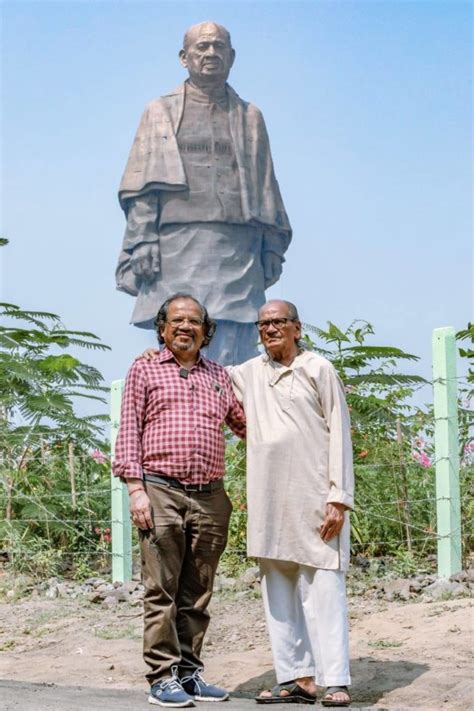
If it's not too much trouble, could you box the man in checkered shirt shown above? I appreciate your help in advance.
[113,293,246,708]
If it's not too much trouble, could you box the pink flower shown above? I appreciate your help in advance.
[91,449,107,464]
[413,451,431,468]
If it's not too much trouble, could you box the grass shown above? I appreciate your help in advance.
[368,639,403,649]
[93,623,141,640]
[0,639,16,651]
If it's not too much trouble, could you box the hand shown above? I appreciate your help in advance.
[320,502,347,542]
[129,489,153,530]
[139,347,160,361]
[262,252,283,288]
[130,243,160,281]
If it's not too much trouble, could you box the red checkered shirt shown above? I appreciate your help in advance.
[112,347,246,484]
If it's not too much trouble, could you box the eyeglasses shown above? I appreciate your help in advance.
[167,318,204,327]
[254,318,296,331]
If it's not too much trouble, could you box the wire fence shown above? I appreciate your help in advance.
[0,358,472,578]
[1,446,472,579]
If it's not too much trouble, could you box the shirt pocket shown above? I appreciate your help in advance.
[194,379,228,426]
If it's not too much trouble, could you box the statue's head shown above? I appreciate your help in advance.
[179,21,235,88]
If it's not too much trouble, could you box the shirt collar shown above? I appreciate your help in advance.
[263,348,305,385]
[158,346,210,370]
[185,79,229,106]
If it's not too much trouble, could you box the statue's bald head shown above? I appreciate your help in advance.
[183,21,232,50]
[179,21,235,89]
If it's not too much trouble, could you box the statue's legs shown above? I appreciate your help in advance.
[204,320,260,366]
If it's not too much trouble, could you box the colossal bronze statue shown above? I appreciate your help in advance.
[116,21,291,364]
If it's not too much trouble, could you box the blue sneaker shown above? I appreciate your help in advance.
[149,670,195,707]
[181,669,229,702]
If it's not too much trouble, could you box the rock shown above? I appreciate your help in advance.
[45,584,59,599]
[409,578,424,594]
[214,575,236,592]
[96,582,114,594]
[423,579,467,600]
[102,595,119,609]
[450,571,468,583]
[238,566,260,587]
[56,583,70,598]
[108,588,130,602]
[383,578,411,601]
[87,591,104,604]
[84,577,102,586]
[121,580,141,593]
[352,555,370,570]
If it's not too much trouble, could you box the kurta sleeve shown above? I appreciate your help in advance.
[227,363,246,403]
[316,363,355,510]
[222,370,247,440]
[112,361,148,481]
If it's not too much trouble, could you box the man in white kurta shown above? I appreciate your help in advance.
[231,300,354,707]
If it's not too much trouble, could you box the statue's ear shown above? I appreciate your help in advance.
[179,49,188,69]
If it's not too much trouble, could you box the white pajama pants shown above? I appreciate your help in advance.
[259,559,351,687]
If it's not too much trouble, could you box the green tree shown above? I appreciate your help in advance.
[0,239,112,577]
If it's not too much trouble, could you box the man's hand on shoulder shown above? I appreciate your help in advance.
[137,348,160,362]
[320,502,347,542]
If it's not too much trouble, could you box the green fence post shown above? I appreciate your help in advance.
[110,378,132,582]
[432,327,462,578]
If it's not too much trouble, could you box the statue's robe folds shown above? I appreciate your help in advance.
[116,83,292,330]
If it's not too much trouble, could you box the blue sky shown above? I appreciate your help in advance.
[2,0,472,410]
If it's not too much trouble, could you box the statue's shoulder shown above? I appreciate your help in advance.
[227,85,263,119]
[144,84,185,115]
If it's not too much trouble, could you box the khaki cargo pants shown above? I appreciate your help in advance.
[140,481,232,685]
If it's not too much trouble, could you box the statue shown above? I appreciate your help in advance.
[115,21,292,365]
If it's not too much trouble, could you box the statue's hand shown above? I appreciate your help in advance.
[130,243,160,281]
[262,251,283,288]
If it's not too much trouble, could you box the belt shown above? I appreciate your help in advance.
[144,472,224,493]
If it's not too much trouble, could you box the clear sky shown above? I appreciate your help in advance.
[2,0,472,411]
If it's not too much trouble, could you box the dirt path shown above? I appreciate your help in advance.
[0,592,472,709]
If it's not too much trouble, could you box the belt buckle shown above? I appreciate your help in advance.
[183,482,200,493]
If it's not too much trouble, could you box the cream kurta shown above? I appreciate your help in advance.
[231,350,354,571]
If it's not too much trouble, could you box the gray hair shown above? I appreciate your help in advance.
[154,293,216,347]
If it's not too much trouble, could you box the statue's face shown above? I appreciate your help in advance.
[180,24,235,86]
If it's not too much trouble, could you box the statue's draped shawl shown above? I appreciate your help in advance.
[118,83,291,235]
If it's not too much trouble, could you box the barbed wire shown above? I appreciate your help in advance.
[2,489,106,549]
[4,519,114,525]
[9,530,470,559]
[0,489,110,501]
